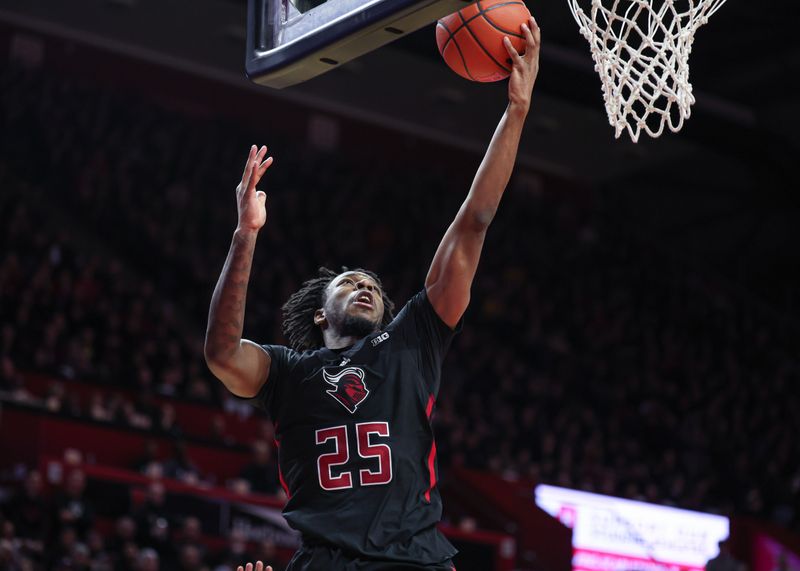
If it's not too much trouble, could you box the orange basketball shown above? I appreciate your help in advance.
[436,0,531,82]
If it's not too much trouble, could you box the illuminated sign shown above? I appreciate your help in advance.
[535,484,730,571]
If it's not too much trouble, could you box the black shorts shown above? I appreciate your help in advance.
[286,543,456,571]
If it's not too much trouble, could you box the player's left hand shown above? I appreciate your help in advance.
[237,562,273,571]
[503,16,541,113]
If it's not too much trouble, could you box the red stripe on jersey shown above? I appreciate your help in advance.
[424,393,437,502]
[424,440,437,502]
[426,394,435,419]
[273,437,291,499]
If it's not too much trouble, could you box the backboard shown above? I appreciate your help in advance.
[246,0,467,88]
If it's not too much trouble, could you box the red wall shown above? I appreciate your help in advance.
[0,405,249,483]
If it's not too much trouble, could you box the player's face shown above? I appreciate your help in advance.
[322,271,385,337]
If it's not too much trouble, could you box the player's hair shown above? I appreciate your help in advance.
[281,266,395,352]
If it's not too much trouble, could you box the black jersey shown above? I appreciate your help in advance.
[243,289,459,565]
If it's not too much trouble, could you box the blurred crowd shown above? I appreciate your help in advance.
[1,60,799,569]
[0,465,285,570]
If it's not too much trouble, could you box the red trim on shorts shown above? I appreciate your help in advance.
[424,394,437,502]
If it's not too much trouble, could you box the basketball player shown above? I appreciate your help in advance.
[206,19,540,571]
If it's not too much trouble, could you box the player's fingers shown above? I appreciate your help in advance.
[255,561,264,571]
[258,156,274,176]
[241,145,257,185]
[521,21,535,48]
[523,20,540,67]
[237,567,244,571]
[240,152,258,195]
[249,147,268,191]
[529,16,541,50]
[503,37,523,66]
[242,158,258,195]
[252,156,274,187]
[245,563,253,571]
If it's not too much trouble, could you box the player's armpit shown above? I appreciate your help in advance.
[206,339,271,398]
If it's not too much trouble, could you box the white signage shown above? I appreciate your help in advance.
[535,484,729,571]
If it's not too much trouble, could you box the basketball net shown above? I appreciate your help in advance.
[567,0,728,142]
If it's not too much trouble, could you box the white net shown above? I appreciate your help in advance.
[567,0,728,142]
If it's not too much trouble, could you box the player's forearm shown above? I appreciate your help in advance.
[204,228,259,365]
[462,103,528,230]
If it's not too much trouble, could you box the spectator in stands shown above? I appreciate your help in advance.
[0,515,36,571]
[214,528,254,570]
[120,541,143,571]
[1,517,41,569]
[107,516,139,571]
[238,441,280,496]
[86,529,114,571]
[89,391,113,422]
[157,403,182,438]
[209,414,234,446]
[53,541,92,571]
[252,539,285,571]
[0,519,35,571]
[52,469,94,539]
[175,516,208,565]
[132,439,161,474]
[177,543,209,571]
[163,441,201,484]
[44,381,67,414]
[137,547,161,571]
[0,355,32,403]
[48,525,80,569]
[5,470,49,546]
[123,392,158,430]
[133,481,173,562]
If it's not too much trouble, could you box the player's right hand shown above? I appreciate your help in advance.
[237,145,273,232]
[503,16,540,113]
[236,561,273,571]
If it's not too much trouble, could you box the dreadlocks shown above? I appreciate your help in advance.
[281,266,396,352]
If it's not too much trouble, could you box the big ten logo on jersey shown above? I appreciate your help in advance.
[371,332,389,347]
[315,422,393,491]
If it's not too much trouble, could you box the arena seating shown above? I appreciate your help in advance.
[2,27,800,570]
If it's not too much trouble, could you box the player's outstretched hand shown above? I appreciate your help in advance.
[503,16,541,113]
[236,561,273,571]
[237,145,274,233]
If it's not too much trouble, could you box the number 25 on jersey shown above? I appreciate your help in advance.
[315,422,392,490]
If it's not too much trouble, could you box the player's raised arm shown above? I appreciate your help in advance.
[425,17,541,328]
[205,145,274,397]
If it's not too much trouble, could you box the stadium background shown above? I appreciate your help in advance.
[0,0,798,569]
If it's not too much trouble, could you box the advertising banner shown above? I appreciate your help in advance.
[535,484,729,571]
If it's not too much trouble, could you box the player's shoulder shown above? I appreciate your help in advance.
[261,343,327,372]
[385,289,429,329]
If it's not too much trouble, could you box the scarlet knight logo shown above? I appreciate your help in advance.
[322,367,369,413]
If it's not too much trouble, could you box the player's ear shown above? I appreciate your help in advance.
[313,308,326,327]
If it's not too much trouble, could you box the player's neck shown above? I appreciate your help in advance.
[322,331,364,351]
